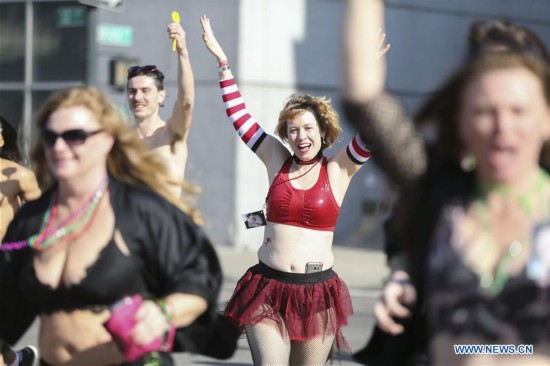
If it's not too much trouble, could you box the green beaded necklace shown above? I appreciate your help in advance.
[1,175,110,252]
[475,168,549,295]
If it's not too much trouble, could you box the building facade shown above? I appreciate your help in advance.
[1,0,550,250]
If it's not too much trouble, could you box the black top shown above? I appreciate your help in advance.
[0,177,222,352]
[20,233,146,314]
[428,204,550,344]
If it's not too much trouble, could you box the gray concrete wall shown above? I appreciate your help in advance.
[386,0,550,110]
[85,0,550,250]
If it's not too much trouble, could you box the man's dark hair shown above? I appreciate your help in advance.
[127,65,165,90]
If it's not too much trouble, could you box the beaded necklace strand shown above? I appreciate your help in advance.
[34,188,107,251]
[475,168,549,295]
[263,154,323,210]
[1,175,109,251]
[28,191,105,253]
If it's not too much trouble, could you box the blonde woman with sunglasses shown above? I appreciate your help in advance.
[0,87,221,366]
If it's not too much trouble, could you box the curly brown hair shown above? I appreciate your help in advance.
[276,94,341,150]
[31,86,202,224]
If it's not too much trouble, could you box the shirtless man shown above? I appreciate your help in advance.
[0,117,41,240]
[127,22,194,198]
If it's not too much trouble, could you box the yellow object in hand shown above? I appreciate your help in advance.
[171,11,181,51]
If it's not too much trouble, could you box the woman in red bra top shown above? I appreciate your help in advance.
[200,15,387,365]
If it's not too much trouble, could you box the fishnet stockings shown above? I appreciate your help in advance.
[245,317,335,366]
[246,321,291,365]
[289,335,335,366]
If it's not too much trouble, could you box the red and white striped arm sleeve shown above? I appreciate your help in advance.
[347,133,372,164]
[219,77,267,152]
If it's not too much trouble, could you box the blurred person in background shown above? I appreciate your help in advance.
[0,116,41,240]
[343,0,550,365]
[0,117,41,366]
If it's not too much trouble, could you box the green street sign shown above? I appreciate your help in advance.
[56,7,86,27]
[97,24,133,47]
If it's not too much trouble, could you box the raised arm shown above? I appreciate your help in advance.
[343,0,387,102]
[329,0,390,182]
[341,0,422,338]
[342,0,426,188]
[199,15,289,168]
[166,21,195,144]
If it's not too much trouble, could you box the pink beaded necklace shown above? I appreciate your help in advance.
[1,174,109,251]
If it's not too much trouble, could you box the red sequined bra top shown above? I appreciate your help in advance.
[266,157,340,231]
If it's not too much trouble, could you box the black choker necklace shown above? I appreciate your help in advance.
[293,151,323,165]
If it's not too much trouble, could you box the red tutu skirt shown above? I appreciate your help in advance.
[224,261,353,354]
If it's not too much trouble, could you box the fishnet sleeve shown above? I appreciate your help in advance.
[342,93,427,189]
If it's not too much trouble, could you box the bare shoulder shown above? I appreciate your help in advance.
[327,148,351,172]
[258,135,292,178]
[165,116,188,142]
[0,158,27,178]
[325,148,364,203]
[16,165,36,179]
[13,164,39,187]
[0,159,41,198]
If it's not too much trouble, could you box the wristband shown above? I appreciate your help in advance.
[218,59,229,67]
[218,65,230,72]
[155,298,173,322]
[154,298,175,353]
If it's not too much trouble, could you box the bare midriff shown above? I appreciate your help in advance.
[257,222,335,273]
[39,310,124,365]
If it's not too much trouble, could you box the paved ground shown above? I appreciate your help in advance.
[16,245,388,365]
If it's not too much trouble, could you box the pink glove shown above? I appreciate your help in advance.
[104,295,175,362]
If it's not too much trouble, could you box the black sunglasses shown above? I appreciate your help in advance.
[127,65,164,80]
[41,128,104,148]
